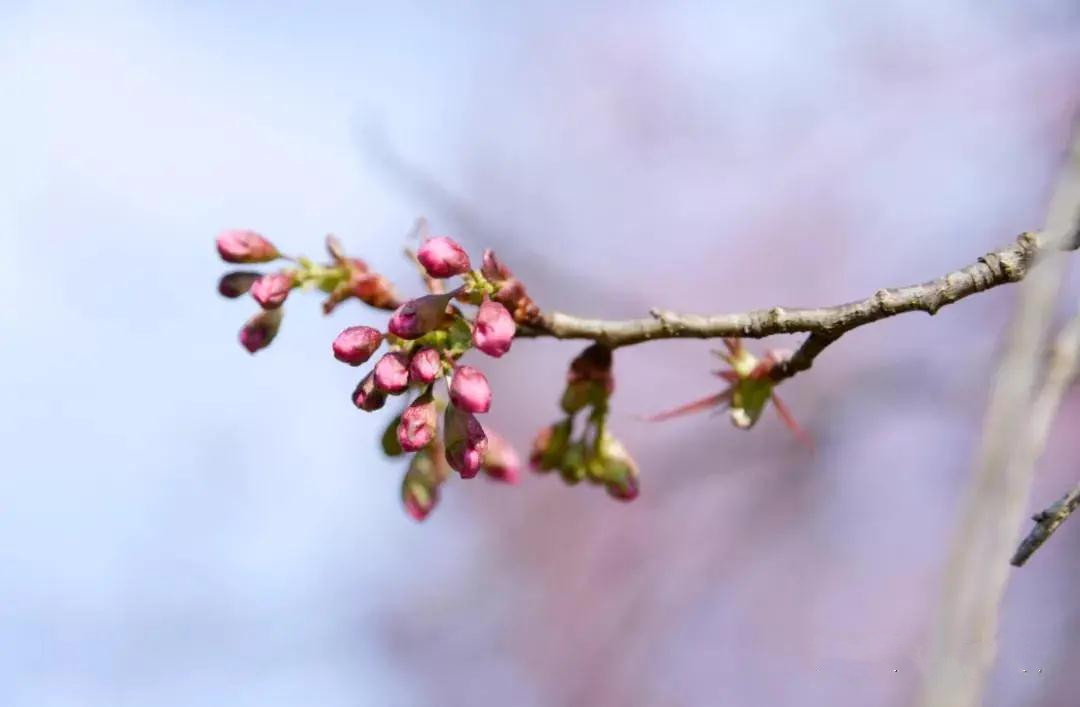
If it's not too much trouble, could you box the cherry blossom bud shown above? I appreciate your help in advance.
[218,271,261,298]
[409,348,442,384]
[325,234,347,263]
[417,236,471,278]
[480,249,540,324]
[449,365,492,413]
[481,249,511,281]
[373,352,410,394]
[560,380,593,414]
[349,270,398,310]
[559,442,587,485]
[482,432,521,484]
[598,435,639,502]
[332,326,383,366]
[250,272,294,310]
[238,308,283,354]
[561,344,615,412]
[401,450,442,522]
[322,260,398,314]
[397,391,437,452]
[444,405,488,479]
[387,293,454,340]
[529,419,572,471]
[606,474,640,502]
[472,298,515,357]
[216,229,279,263]
[568,344,614,390]
[351,372,387,412]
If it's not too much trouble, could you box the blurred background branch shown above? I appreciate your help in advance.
[1009,308,1080,566]
[918,128,1080,707]
[1013,482,1080,567]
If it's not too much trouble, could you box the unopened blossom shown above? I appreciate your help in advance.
[408,348,442,384]
[559,442,587,485]
[352,372,387,412]
[480,249,539,324]
[332,326,383,366]
[322,259,398,314]
[402,451,442,521]
[472,297,515,357]
[562,344,615,413]
[606,473,640,501]
[397,391,438,452]
[482,432,521,484]
[449,365,492,414]
[417,236,471,278]
[250,272,294,310]
[481,249,511,282]
[444,404,488,478]
[238,308,283,354]
[218,271,261,298]
[387,293,454,340]
[216,229,279,263]
[598,435,640,502]
[529,419,572,471]
[373,352,410,394]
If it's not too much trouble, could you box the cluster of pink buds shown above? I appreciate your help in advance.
[530,344,640,501]
[216,231,397,354]
[333,234,531,520]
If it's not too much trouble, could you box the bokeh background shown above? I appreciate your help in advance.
[4,0,1080,705]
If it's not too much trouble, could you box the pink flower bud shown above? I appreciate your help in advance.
[397,391,437,452]
[472,298,515,357]
[250,272,294,310]
[402,476,439,521]
[444,405,488,478]
[387,293,454,340]
[417,236,471,278]
[598,435,639,502]
[449,365,492,414]
[408,348,442,384]
[606,474,640,502]
[481,249,511,281]
[482,432,521,484]
[216,229,280,263]
[561,344,615,412]
[373,352,410,394]
[218,271,261,298]
[529,419,572,471]
[480,249,540,325]
[332,326,383,366]
[402,450,443,521]
[351,372,387,412]
[238,308,283,354]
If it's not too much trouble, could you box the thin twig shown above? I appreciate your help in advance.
[1012,483,1080,567]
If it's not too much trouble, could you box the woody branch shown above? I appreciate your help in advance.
[521,231,1076,381]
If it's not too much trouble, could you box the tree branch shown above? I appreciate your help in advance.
[521,231,1077,382]
[1009,311,1080,566]
[1012,483,1080,567]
